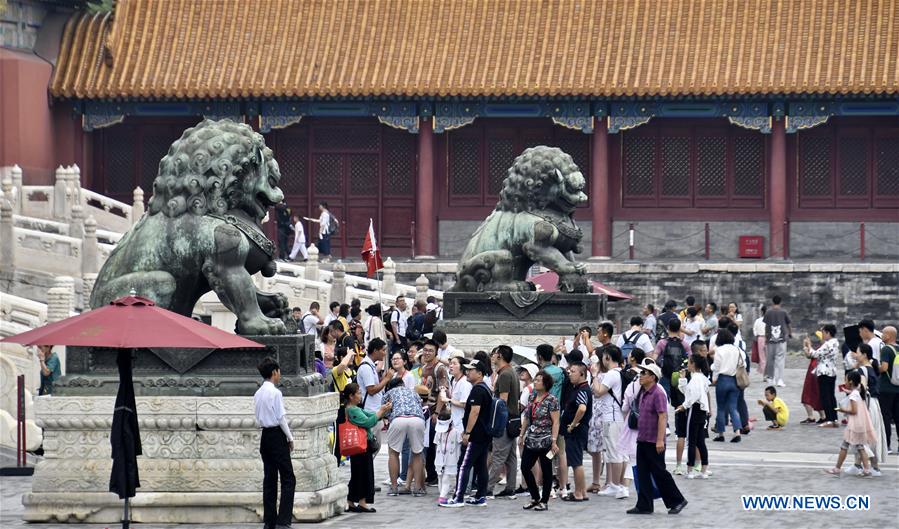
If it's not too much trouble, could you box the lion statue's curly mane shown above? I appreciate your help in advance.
[147,119,280,222]
[452,145,589,293]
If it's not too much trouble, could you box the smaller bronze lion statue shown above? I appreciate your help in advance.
[91,119,289,335]
[452,146,589,293]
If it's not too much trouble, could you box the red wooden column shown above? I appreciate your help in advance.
[415,117,437,257]
[590,118,611,258]
[769,118,787,259]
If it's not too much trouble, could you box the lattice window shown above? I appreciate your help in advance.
[384,132,415,196]
[276,135,307,196]
[696,136,726,196]
[313,154,342,195]
[661,137,690,196]
[487,138,516,195]
[839,137,868,196]
[733,135,764,197]
[141,134,175,196]
[876,136,899,196]
[800,135,832,196]
[450,136,481,196]
[348,155,378,195]
[554,136,590,178]
[104,128,136,195]
[313,127,379,151]
[624,136,656,196]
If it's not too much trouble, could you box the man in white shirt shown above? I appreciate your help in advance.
[616,317,654,358]
[323,302,340,327]
[642,305,657,343]
[389,296,409,352]
[859,319,883,362]
[302,302,323,338]
[356,338,394,457]
[288,215,308,261]
[433,329,456,364]
[304,201,333,261]
[253,357,295,529]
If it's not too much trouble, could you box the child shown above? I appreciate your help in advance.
[825,371,876,477]
[433,407,461,505]
[758,386,790,429]
[676,355,711,479]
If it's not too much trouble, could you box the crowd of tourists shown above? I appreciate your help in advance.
[260,292,898,519]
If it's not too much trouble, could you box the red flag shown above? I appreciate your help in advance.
[361,218,384,278]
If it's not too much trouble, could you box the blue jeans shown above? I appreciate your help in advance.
[715,375,743,433]
[400,438,411,481]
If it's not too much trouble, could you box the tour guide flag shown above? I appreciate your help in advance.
[361,218,384,278]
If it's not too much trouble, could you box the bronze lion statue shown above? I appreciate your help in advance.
[452,146,589,293]
[91,119,289,335]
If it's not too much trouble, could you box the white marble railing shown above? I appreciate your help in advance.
[13,214,69,235]
[276,261,443,301]
[0,291,48,331]
[19,185,54,219]
[80,188,132,233]
[12,227,82,276]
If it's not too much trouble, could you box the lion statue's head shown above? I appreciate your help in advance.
[147,119,284,222]
[496,146,587,214]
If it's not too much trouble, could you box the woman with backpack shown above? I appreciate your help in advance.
[711,330,743,443]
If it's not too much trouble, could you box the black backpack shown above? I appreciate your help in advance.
[406,313,424,341]
[421,309,440,334]
[655,315,669,341]
[661,337,686,378]
[327,213,339,236]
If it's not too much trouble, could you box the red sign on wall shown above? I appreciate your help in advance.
[739,236,765,258]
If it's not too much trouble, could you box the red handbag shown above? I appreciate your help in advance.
[751,340,760,364]
[338,421,368,456]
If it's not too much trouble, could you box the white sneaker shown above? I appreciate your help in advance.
[699,471,711,479]
[776,380,785,387]
[614,485,630,499]
[870,469,882,477]
[844,466,862,476]
[673,464,686,476]
[686,471,697,479]
[597,486,619,497]
[888,448,896,455]
[382,478,392,485]
[763,377,773,383]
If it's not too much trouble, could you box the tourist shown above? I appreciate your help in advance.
[389,296,409,353]
[302,302,323,338]
[701,303,719,344]
[618,349,648,490]
[560,362,592,502]
[597,322,614,348]
[859,319,884,362]
[419,338,449,486]
[275,201,291,260]
[752,305,767,373]
[303,201,332,260]
[284,307,304,334]
[356,338,393,455]
[36,345,61,395]
[447,353,472,431]
[641,305,657,343]
[879,326,899,453]
[587,352,607,494]
[537,343,565,400]
[763,295,791,387]
[319,325,336,369]
[338,303,350,331]
[657,301,679,341]
[627,359,688,515]
[616,317,654,360]
[323,301,340,326]
[406,300,427,341]
[254,357,296,527]
[519,363,538,410]
[487,345,521,499]
[330,344,357,464]
[343,383,392,512]
[711,330,743,443]
[442,358,492,508]
[349,319,367,367]
[675,355,711,478]
[824,371,875,477]
[804,324,839,428]
[330,320,354,362]
[288,214,308,262]
[854,344,886,475]
[757,386,789,429]
[433,330,456,363]
[799,331,824,425]
[364,304,388,344]
[681,307,703,349]
[519,370,560,512]
[654,318,687,397]
[725,302,743,330]
[391,350,416,389]
[677,296,697,321]
[594,346,629,499]
[432,403,461,506]
[383,378,427,496]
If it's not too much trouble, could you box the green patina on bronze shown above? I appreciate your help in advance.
[452,146,590,294]
[90,119,289,335]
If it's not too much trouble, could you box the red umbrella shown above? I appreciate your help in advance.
[527,271,634,301]
[2,294,263,529]
[1,294,264,349]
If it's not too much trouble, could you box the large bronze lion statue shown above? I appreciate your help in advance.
[452,146,589,293]
[90,119,289,335]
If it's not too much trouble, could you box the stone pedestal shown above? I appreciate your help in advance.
[437,292,606,355]
[22,393,343,523]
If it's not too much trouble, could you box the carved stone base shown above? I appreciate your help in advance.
[22,394,344,523]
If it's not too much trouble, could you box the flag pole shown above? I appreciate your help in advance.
[370,218,384,310]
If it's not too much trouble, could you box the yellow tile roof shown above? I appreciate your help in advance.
[51,0,899,99]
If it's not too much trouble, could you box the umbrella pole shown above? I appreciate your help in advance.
[122,496,130,529]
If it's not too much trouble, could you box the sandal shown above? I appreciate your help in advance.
[587,483,603,493]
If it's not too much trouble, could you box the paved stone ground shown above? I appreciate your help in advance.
[2,368,896,528]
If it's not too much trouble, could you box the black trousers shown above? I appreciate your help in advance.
[520,446,552,503]
[425,418,438,481]
[277,230,290,259]
[454,441,489,502]
[347,450,375,504]
[635,441,685,512]
[880,392,899,449]
[686,405,708,467]
[260,428,296,526]
[818,375,838,422]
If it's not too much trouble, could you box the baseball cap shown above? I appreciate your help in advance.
[636,358,662,380]
[463,359,488,374]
